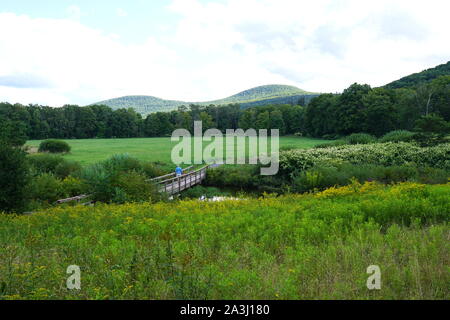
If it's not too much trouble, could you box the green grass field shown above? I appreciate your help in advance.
[26,136,328,165]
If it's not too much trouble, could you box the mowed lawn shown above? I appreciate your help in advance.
[26,136,328,165]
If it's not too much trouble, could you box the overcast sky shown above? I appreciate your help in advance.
[0,0,449,106]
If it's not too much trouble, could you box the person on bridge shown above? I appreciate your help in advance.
[175,166,183,177]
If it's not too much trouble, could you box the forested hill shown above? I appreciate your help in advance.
[384,61,450,89]
[92,84,316,115]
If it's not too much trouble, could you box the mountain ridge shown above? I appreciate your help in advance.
[91,84,317,115]
[384,61,450,89]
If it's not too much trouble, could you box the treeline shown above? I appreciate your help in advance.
[0,102,306,140]
[1,75,449,141]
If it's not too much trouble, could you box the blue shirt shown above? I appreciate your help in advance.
[175,167,182,175]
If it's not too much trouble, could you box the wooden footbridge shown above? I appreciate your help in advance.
[53,165,211,207]
[149,165,210,195]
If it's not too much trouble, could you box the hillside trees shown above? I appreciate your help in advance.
[304,77,450,138]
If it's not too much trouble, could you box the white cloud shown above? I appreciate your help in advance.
[66,5,82,20]
[116,8,128,17]
[1,0,450,106]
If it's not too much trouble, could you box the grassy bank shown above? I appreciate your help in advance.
[0,181,448,299]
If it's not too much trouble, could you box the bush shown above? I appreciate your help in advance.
[54,160,82,179]
[102,154,141,173]
[79,163,112,203]
[111,171,160,204]
[345,133,377,145]
[141,162,165,179]
[26,173,64,205]
[60,176,88,197]
[205,165,259,189]
[417,167,449,184]
[38,140,71,153]
[27,154,65,175]
[79,154,163,203]
[380,130,415,143]
[410,132,450,147]
[292,163,448,193]
[0,142,29,213]
[279,142,450,178]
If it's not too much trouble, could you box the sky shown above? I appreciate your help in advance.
[0,0,449,106]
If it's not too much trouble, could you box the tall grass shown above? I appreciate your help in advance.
[0,182,448,299]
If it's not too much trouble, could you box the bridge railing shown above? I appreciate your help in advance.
[154,165,209,195]
[148,165,194,183]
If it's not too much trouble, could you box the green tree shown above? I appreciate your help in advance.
[255,111,270,130]
[269,110,285,134]
[336,83,371,134]
[0,141,29,213]
[199,111,215,132]
[363,88,397,136]
[414,114,449,134]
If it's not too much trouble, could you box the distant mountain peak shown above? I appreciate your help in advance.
[91,84,316,116]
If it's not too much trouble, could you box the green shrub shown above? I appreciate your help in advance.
[60,176,88,197]
[79,155,162,203]
[345,133,376,145]
[410,132,450,147]
[292,163,449,193]
[205,165,259,189]
[417,167,449,184]
[79,163,113,203]
[54,160,82,179]
[279,142,450,178]
[26,173,64,204]
[111,171,160,204]
[27,153,65,175]
[0,142,29,213]
[141,162,165,178]
[102,153,141,173]
[38,140,71,153]
[380,130,415,143]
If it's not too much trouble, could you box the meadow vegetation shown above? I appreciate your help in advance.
[0,181,448,299]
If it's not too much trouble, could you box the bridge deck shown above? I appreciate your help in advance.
[152,165,209,195]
